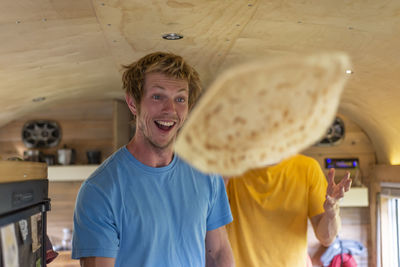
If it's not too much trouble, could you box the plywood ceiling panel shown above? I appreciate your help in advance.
[1,0,400,164]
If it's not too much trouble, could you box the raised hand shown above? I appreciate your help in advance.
[326,168,352,200]
[324,168,352,216]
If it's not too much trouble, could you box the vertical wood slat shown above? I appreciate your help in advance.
[113,99,132,151]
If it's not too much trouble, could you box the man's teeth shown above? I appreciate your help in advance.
[156,121,174,127]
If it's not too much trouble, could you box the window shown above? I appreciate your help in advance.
[378,184,400,267]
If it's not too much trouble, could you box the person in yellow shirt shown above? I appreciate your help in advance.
[225,154,351,267]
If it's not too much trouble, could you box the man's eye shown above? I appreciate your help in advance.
[152,95,161,100]
[176,97,186,103]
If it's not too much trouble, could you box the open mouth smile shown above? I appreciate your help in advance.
[155,120,176,131]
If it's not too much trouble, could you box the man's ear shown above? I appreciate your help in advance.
[125,93,138,116]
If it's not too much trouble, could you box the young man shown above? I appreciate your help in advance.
[72,52,234,267]
[225,154,351,267]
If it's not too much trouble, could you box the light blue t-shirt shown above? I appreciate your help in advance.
[72,146,232,267]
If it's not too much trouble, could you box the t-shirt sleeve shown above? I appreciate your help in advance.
[72,181,119,259]
[206,175,233,231]
[307,158,328,218]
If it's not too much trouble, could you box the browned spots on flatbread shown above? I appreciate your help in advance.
[283,109,289,118]
[205,143,220,150]
[322,86,330,96]
[307,90,318,103]
[258,90,267,96]
[233,116,247,125]
[250,131,258,138]
[212,104,223,115]
[230,97,241,104]
[223,144,233,152]
[204,113,211,123]
[276,82,292,90]
[207,159,217,165]
[173,53,349,176]
[203,104,222,124]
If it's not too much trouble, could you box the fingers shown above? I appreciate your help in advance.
[337,186,345,198]
[337,171,351,187]
[344,177,352,192]
[326,169,335,196]
[327,168,335,185]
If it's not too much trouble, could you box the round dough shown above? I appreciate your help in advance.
[175,53,351,176]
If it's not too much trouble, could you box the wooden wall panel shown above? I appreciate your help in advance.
[0,100,114,163]
[113,99,132,151]
[303,114,376,187]
[47,181,83,244]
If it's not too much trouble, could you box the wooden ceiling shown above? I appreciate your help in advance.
[1,0,400,164]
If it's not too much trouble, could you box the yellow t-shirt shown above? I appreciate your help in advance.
[226,154,327,267]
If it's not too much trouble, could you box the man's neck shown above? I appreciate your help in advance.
[126,137,174,168]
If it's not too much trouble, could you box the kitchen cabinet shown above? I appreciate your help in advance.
[340,187,369,207]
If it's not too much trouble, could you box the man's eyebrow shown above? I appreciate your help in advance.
[152,85,188,93]
[177,88,189,93]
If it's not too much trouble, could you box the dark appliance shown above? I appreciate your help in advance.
[0,161,50,267]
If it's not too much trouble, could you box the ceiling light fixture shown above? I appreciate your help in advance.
[346,70,353,74]
[162,33,183,40]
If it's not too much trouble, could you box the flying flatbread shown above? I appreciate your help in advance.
[175,53,350,176]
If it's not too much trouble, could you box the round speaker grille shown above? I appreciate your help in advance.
[316,117,345,146]
[22,120,61,148]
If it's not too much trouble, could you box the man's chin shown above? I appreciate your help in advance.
[149,138,175,151]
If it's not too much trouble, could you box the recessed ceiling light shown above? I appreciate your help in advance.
[32,97,46,102]
[162,33,183,40]
[346,70,353,74]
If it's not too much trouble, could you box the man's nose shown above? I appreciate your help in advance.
[162,98,176,113]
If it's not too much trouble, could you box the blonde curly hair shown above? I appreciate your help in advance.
[122,52,202,112]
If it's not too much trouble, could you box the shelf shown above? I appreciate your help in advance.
[0,161,47,183]
[340,187,369,207]
[47,165,99,181]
